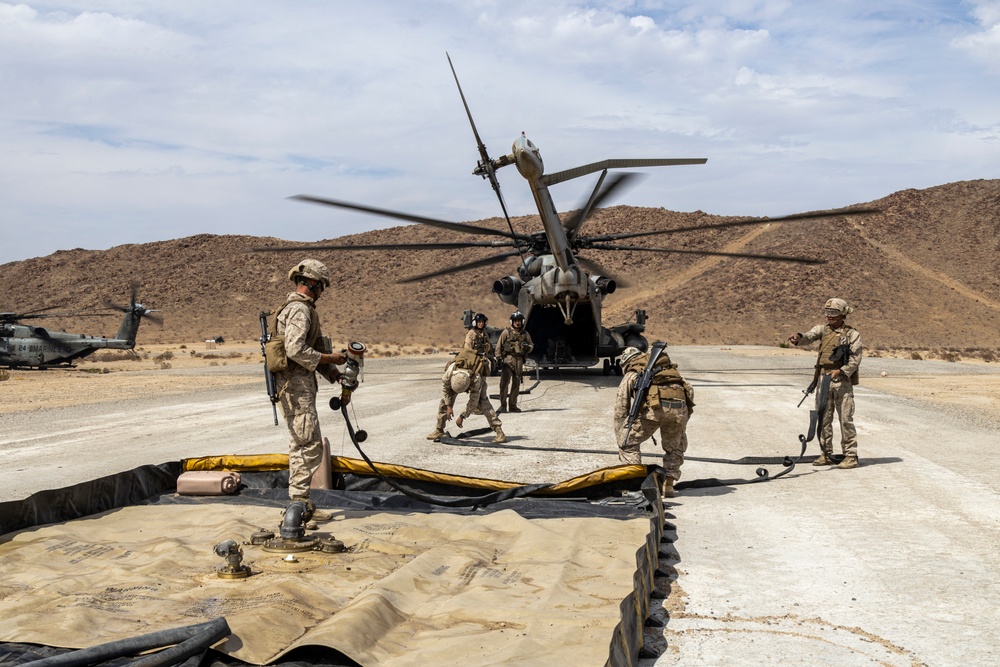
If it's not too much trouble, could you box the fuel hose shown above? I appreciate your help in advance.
[336,403,551,508]
[24,618,231,667]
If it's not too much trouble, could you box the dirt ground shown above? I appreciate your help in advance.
[4,346,1000,665]
[6,343,998,419]
[0,341,448,413]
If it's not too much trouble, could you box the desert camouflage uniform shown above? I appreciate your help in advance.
[796,323,863,458]
[434,361,502,433]
[274,292,338,500]
[497,326,534,411]
[614,368,693,482]
[464,327,493,356]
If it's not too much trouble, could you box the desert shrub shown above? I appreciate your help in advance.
[87,351,134,363]
[157,362,172,370]
[910,352,923,361]
[209,361,219,367]
[154,351,174,362]
[940,350,959,363]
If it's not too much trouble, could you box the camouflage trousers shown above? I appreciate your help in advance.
[618,403,690,481]
[436,381,502,431]
[277,375,324,501]
[819,375,858,457]
[499,356,526,409]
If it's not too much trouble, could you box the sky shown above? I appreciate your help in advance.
[1,0,998,265]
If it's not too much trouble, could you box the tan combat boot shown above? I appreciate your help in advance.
[492,427,507,444]
[661,478,675,499]
[836,455,859,469]
[426,429,444,441]
[812,452,835,466]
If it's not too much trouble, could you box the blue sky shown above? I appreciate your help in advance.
[1,0,998,264]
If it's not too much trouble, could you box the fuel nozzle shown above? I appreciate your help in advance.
[338,341,366,406]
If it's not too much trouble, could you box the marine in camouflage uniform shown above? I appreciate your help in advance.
[788,297,863,469]
[274,259,346,501]
[614,347,695,497]
[427,348,506,444]
[464,312,494,356]
[496,311,534,413]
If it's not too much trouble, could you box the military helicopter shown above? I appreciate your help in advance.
[264,54,873,372]
[0,283,160,369]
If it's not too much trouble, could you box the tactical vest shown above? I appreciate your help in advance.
[501,328,530,357]
[453,347,488,377]
[816,324,860,384]
[273,296,321,371]
[468,329,492,355]
[624,353,689,407]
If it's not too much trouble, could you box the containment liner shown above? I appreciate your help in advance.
[0,456,667,667]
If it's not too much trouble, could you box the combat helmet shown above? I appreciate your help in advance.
[823,298,853,316]
[450,368,472,393]
[474,313,488,325]
[288,259,331,289]
[620,347,643,366]
[510,311,525,325]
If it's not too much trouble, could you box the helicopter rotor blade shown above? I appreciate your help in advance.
[564,171,640,242]
[541,158,706,187]
[587,243,825,265]
[584,206,880,243]
[446,52,527,271]
[251,240,518,253]
[399,250,522,283]
[575,255,631,289]
[143,311,164,326]
[289,195,527,240]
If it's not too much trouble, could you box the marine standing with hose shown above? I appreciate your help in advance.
[496,311,533,413]
[614,344,695,498]
[787,297,863,469]
[272,259,347,502]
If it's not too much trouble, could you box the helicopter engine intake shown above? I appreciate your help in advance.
[492,276,523,305]
[592,276,617,296]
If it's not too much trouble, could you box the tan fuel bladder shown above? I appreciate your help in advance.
[0,501,648,667]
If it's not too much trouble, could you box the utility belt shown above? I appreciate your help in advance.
[646,382,686,409]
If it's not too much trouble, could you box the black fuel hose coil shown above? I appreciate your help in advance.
[24,618,231,667]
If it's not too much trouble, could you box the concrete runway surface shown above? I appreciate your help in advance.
[2,346,998,665]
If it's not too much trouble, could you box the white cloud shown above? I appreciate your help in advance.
[953,0,1000,68]
[0,1,998,264]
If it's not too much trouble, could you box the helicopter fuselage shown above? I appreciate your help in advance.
[0,305,149,369]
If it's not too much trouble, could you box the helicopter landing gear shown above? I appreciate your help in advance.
[603,358,612,375]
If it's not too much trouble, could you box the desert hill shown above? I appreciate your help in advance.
[2,179,999,356]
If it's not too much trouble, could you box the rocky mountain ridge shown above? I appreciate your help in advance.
[2,179,998,355]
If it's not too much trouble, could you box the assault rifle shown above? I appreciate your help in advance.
[258,311,279,426]
[798,340,852,407]
[621,340,668,442]
[797,371,819,408]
